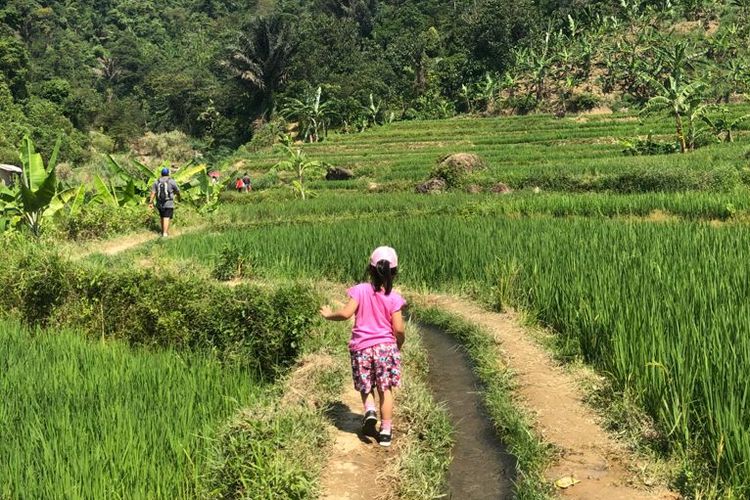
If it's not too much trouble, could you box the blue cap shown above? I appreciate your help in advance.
[161,167,170,176]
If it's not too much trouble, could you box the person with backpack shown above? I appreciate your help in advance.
[148,167,180,237]
[242,173,252,192]
[235,177,245,193]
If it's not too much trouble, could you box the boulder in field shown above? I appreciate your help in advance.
[490,182,512,194]
[325,166,354,181]
[437,153,487,173]
[465,184,483,194]
[431,153,487,188]
[415,178,447,194]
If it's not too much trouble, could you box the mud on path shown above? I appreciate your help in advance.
[420,294,678,500]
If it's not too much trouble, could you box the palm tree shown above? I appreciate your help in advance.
[224,15,298,115]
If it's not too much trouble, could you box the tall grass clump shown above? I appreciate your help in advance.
[0,319,261,498]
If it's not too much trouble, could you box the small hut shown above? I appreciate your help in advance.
[0,164,22,187]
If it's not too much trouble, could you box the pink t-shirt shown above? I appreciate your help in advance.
[347,283,406,352]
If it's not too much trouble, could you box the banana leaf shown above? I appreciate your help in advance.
[93,175,119,207]
[19,166,57,213]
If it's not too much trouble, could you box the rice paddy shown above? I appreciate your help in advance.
[0,320,263,499]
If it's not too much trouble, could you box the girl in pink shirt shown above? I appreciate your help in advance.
[320,246,406,446]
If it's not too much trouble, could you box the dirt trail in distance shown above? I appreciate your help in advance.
[73,225,203,260]
[419,294,679,500]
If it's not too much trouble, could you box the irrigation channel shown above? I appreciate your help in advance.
[418,323,516,499]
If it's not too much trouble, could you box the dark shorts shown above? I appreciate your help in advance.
[158,207,174,219]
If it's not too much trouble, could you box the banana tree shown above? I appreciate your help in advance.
[188,170,222,213]
[15,137,61,236]
[701,107,750,143]
[274,135,323,200]
[281,86,337,142]
[101,156,204,206]
[642,76,706,153]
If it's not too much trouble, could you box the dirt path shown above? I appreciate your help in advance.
[73,225,203,260]
[419,294,678,500]
[320,383,391,500]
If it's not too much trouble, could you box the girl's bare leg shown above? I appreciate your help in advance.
[361,391,376,411]
[377,388,393,421]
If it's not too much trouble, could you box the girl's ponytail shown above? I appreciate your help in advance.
[370,259,397,295]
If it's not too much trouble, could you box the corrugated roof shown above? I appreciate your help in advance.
[0,164,22,173]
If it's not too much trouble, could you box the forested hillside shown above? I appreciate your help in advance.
[1,0,749,163]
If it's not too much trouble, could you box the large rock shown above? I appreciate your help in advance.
[436,153,486,174]
[431,153,487,188]
[490,182,512,194]
[325,166,354,181]
[415,178,447,194]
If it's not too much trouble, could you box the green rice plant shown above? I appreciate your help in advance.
[0,319,262,498]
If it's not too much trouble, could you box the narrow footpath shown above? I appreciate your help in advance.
[420,294,678,500]
[320,384,392,500]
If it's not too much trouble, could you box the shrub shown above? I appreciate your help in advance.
[56,204,151,241]
[566,92,601,113]
[505,94,537,115]
[252,168,280,190]
[244,118,286,153]
[705,166,741,192]
[130,130,198,166]
[213,244,254,281]
[89,130,115,154]
[622,135,680,156]
[0,248,320,375]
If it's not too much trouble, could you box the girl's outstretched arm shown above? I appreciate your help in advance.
[320,298,358,321]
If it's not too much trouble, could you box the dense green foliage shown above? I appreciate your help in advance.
[0,319,262,498]
[0,239,320,375]
[4,0,749,164]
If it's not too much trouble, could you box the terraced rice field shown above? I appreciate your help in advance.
[234,107,750,191]
[7,108,750,497]
[204,108,750,495]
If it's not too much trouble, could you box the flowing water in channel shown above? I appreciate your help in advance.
[418,323,517,499]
